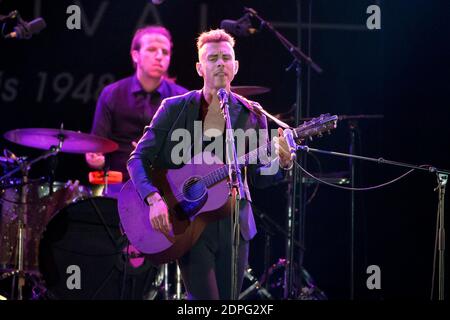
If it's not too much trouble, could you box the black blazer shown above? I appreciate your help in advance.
[127,89,283,240]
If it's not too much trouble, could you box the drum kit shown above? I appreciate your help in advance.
[0,86,274,300]
[0,127,181,300]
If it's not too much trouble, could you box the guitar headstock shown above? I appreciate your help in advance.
[292,113,338,142]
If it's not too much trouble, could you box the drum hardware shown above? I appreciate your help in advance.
[0,269,45,300]
[0,127,186,300]
[256,258,327,300]
[89,170,123,197]
[0,128,184,300]
[161,262,185,300]
[0,125,115,299]
[0,133,66,300]
[247,205,326,300]
[239,267,273,300]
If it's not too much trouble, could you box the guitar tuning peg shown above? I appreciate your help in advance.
[309,136,313,141]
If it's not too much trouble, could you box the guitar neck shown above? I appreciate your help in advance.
[200,114,338,188]
[201,143,271,188]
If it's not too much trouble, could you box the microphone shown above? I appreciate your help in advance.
[217,88,228,105]
[220,14,257,37]
[282,128,298,160]
[5,17,46,39]
[0,10,19,23]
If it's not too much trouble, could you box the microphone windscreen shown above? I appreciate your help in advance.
[220,20,238,35]
[29,17,46,34]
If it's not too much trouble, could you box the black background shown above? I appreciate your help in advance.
[1,0,449,299]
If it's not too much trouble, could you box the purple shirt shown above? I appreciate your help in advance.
[91,75,188,178]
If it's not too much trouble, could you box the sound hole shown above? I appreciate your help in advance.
[182,177,206,202]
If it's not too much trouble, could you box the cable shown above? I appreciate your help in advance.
[306,0,312,118]
[430,204,439,299]
[356,128,369,271]
[120,239,130,300]
[305,151,322,204]
[293,159,428,192]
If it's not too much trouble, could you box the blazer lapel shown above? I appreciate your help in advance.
[185,90,201,132]
[229,93,247,131]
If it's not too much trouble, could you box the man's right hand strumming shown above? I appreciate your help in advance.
[147,192,171,235]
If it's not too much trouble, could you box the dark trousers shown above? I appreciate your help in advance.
[177,216,249,300]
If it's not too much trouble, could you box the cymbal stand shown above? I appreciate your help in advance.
[1,138,63,300]
[244,5,323,298]
[102,167,109,196]
[175,265,183,300]
[435,173,447,300]
[160,262,183,300]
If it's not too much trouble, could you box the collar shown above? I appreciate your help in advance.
[131,75,165,95]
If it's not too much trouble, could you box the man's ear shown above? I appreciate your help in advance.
[196,62,203,77]
[234,60,239,75]
[131,50,139,65]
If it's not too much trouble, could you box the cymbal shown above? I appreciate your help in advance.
[4,128,118,154]
[231,86,270,96]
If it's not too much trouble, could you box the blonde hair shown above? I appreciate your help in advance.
[130,25,172,69]
[196,29,235,52]
[131,25,173,53]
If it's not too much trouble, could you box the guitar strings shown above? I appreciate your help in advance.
[172,144,268,199]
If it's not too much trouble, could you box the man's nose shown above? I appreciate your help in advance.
[155,49,163,59]
[216,58,224,67]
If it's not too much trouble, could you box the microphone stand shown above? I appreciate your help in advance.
[435,172,447,300]
[219,90,245,300]
[244,5,323,299]
[349,120,357,300]
[295,144,449,300]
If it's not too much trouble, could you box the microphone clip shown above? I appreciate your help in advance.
[220,13,258,37]
[217,88,229,106]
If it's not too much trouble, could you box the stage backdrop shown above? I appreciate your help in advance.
[1,0,449,299]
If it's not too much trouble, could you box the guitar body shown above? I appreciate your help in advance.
[118,152,231,265]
